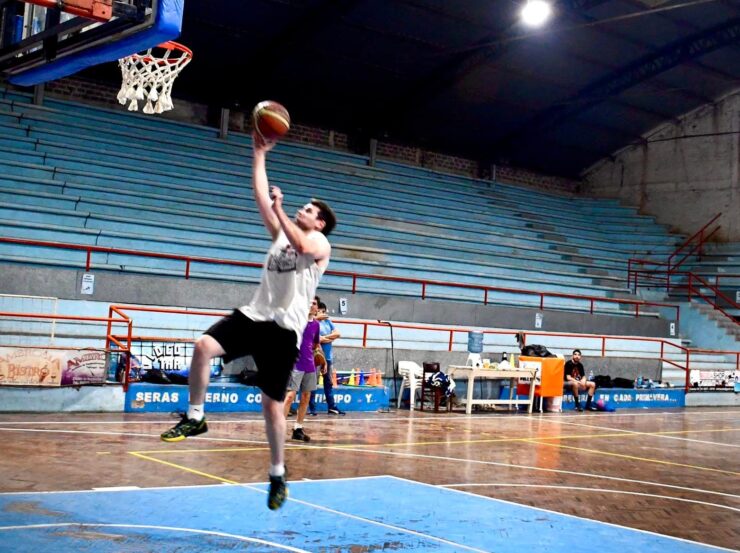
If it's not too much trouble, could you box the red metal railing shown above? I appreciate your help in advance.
[108,305,740,393]
[0,309,132,385]
[626,213,739,327]
[0,236,679,320]
[668,212,722,270]
[687,273,740,322]
[627,212,722,291]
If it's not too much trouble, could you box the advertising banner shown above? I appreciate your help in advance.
[0,347,106,387]
[689,369,737,389]
[562,388,685,409]
[125,382,390,413]
[0,347,64,386]
[62,350,107,386]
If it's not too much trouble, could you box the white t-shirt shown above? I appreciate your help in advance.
[240,230,327,338]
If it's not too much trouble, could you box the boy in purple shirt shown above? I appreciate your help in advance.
[283,298,320,442]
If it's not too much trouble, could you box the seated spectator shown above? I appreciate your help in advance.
[564,349,596,412]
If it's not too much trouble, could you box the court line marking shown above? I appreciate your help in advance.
[0,523,310,553]
[6,423,732,477]
[234,484,491,553]
[127,426,739,455]
[0,479,733,552]
[3,423,736,478]
[0,427,268,444]
[127,444,740,503]
[442,483,740,513]
[310,445,740,500]
[392,476,737,553]
[525,440,740,476]
[128,452,240,484]
[556,419,740,448]
[0,475,389,496]
[81,459,490,553]
[0,408,738,426]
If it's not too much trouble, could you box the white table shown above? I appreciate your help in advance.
[447,366,538,414]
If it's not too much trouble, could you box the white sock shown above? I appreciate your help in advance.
[293,423,302,430]
[187,404,204,421]
[269,464,285,477]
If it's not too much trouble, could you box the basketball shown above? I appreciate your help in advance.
[314,350,327,371]
[252,100,290,141]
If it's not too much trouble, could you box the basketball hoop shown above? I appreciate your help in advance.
[117,41,192,114]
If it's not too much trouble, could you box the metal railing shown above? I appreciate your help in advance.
[627,213,739,327]
[106,304,740,393]
[0,236,679,320]
[627,212,722,291]
[0,309,133,385]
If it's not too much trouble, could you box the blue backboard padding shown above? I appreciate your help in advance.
[9,0,184,86]
[0,477,721,552]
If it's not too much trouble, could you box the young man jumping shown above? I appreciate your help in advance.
[160,133,336,510]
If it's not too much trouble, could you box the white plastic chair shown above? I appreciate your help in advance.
[397,361,423,410]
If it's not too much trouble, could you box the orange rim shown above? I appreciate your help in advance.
[129,41,193,65]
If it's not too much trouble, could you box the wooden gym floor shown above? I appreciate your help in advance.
[0,407,738,551]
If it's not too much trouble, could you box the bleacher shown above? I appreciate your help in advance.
[0,88,685,317]
[10,89,738,392]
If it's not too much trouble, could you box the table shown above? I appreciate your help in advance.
[447,365,538,414]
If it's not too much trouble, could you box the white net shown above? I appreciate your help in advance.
[117,41,192,114]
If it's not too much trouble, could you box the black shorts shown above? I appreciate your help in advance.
[205,309,298,402]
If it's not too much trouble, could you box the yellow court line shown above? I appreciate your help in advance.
[131,445,316,455]
[128,452,239,484]
[132,426,740,455]
[527,440,740,477]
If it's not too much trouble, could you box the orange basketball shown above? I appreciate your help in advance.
[252,100,290,141]
[314,350,327,371]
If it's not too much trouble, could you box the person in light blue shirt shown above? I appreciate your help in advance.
[309,300,345,415]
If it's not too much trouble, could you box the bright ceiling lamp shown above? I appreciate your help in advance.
[521,0,552,27]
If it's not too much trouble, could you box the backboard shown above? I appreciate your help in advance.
[0,0,183,86]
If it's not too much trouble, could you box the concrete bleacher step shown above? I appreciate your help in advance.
[0,88,684,318]
[0,172,636,277]
[0,92,673,234]
[0,161,665,275]
[0,156,678,273]
[0,224,633,309]
[0,129,679,250]
[0,97,680,235]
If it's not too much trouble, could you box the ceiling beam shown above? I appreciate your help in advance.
[620,0,740,83]
[557,0,715,105]
[361,1,612,133]
[494,17,740,153]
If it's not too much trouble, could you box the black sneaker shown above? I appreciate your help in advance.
[161,414,208,442]
[327,407,346,416]
[575,404,584,412]
[291,427,311,442]
[267,473,288,510]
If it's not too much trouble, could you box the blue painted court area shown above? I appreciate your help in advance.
[0,476,723,552]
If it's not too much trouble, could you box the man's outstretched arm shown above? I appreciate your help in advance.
[252,133,280,240]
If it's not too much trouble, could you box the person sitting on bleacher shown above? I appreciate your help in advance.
[564,349,596,412]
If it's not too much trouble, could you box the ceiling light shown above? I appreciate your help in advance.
[521,0,552,27]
